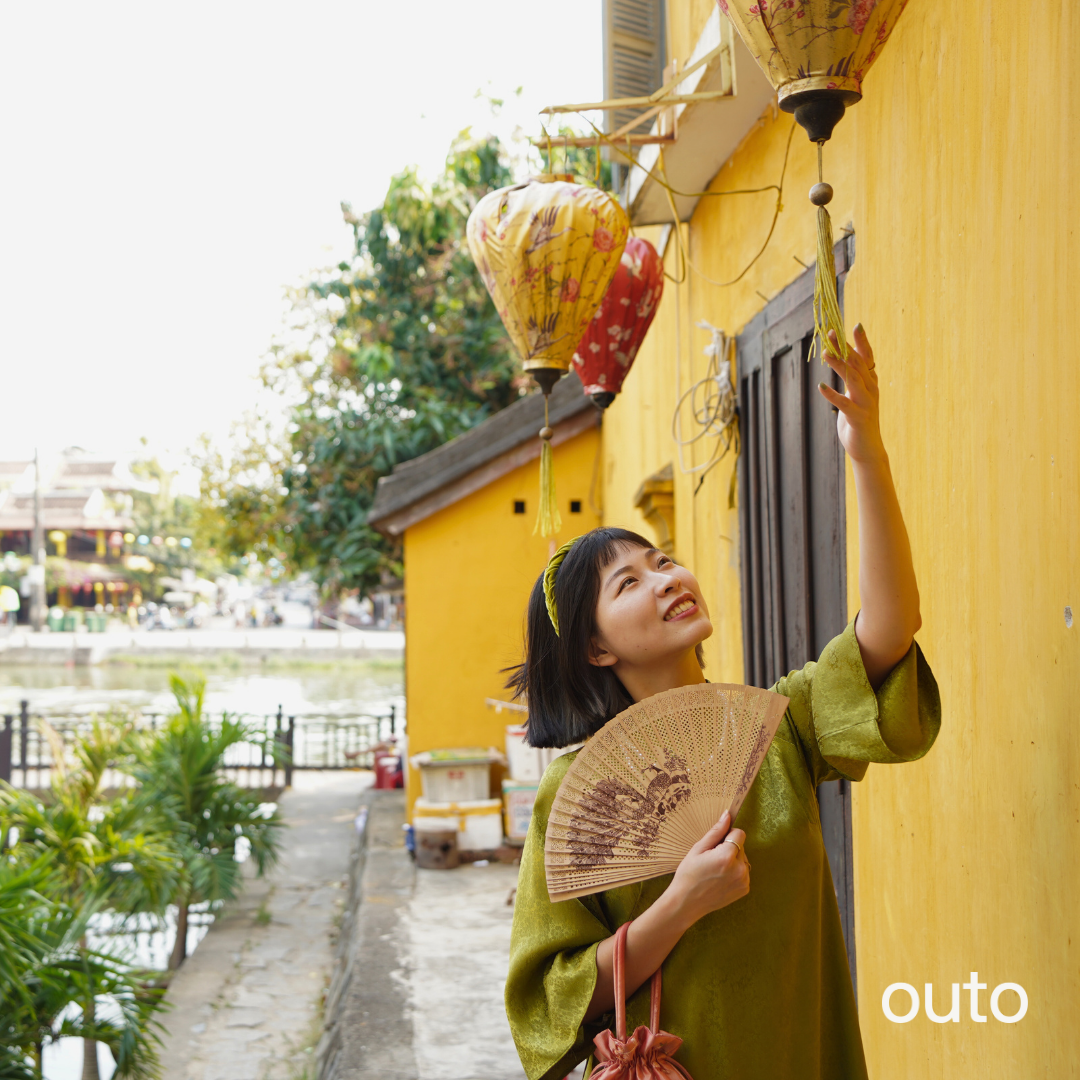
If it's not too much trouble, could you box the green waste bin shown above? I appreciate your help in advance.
[47,609,64,632]
[61,611,83,632]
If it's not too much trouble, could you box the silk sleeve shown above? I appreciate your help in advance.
[774,617,942,787]
[505,753,613,1080]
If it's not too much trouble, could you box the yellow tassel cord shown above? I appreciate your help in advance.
[534,396,562,538]
[810,142,848,362]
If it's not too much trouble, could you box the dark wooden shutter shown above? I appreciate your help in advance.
[735,233,858,993]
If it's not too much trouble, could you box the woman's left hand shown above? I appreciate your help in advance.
[817,324,886,465]
[816,322,923,686]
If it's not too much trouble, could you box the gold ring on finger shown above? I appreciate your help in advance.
[723,838,744,858]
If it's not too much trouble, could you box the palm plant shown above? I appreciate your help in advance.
[0,715,178,1080]
[0,859,167,1080]
[129,674,284,970]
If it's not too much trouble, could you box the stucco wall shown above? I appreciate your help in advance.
[601,0,1079,1072]
[403,425,602,815]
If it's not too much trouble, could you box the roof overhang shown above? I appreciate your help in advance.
[626,10,777,225]
[371,406,597,538]
[368,372,598,537]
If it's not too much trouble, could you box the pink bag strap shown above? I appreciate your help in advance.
[610,921,663,1040]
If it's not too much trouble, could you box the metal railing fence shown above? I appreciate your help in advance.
[0,700,399,791]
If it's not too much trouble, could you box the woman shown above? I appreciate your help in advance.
[505,327,941,1080]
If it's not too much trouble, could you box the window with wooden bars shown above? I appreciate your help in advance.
[602,0,666,187]
[735,233,858,993]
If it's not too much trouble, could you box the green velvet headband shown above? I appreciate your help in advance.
[543,536,581,636]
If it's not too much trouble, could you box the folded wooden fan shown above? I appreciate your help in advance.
[545,683,789,902]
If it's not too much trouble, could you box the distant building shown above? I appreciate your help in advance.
[0,449,139,551]
[0,448,141,611]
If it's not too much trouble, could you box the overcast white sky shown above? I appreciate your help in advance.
[0,1,601,478]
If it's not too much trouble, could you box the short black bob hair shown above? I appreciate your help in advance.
[506,526,704,749]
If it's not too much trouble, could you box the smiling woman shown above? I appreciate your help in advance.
[503,330,943,1080]
[506,528,708,750]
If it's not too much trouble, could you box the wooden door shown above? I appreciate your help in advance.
[735,234,858,993]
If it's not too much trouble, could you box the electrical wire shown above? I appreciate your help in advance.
[671,321,739,497]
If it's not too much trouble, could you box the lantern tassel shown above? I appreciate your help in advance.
[534,396,562,538]
[810,143,847,362]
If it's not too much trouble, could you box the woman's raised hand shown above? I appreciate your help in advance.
[816,324,887,465]
[668,810,750,924]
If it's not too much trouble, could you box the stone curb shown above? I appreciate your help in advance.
[316,788,417,1080]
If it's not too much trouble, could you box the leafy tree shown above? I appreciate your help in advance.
[0,720,176,1080]
[128,675,284,970]
[123,452,205,596]
[198,132,521,598]
[0,860,166,1080]
[191,415,290,567]
[197,123,615,600]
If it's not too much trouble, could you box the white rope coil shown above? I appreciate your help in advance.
[671,320,737,479]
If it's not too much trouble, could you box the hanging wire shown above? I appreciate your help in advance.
[671,321,739,498]
[658,121,797,288]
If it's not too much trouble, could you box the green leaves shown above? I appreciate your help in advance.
[0,861,167,1079]
[200,132,523,598]
[130,674,284,906]
[0,678,285,1074]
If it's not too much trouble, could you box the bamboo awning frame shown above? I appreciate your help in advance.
[532,42,731,150]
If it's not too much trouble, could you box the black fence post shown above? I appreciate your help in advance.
[274,705,283,790]
[19,701,29,784]
[285,716,295,788]
[270,712,280,788]
[389,704,396,736]
[0,716,12,785]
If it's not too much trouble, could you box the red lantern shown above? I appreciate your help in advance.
[571,236,664,409]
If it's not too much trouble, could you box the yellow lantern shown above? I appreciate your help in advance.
[467,175,629,536]
[718,0,909,357]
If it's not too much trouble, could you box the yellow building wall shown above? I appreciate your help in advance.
[403,425,601,816]
[601,1,1079,1074]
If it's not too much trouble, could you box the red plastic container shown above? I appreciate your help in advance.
[374,753,403,790]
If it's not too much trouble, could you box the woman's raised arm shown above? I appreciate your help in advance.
[817,324,922,689]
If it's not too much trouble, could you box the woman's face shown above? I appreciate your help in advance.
[589,544,713,670]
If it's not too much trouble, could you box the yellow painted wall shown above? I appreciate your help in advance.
[601,1,1080,1073]
[403,426,601,815]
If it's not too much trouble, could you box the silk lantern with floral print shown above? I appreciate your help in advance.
[571,236,663,409]
[467,175,629,536]
[716,0,909,359]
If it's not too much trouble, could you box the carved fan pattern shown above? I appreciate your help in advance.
[545,683,789,901]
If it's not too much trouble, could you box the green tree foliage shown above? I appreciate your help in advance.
[0,720,176,1079]
[192,416,290,567]
[129,674,284,970]
[199,133,523,597]
[1,680,286,1074]
[197,124,615,599]
[0,868,167,1080]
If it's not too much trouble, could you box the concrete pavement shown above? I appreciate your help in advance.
[159,780,528,1080]
[160,771,370,1080]
[320,791,525,1080]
